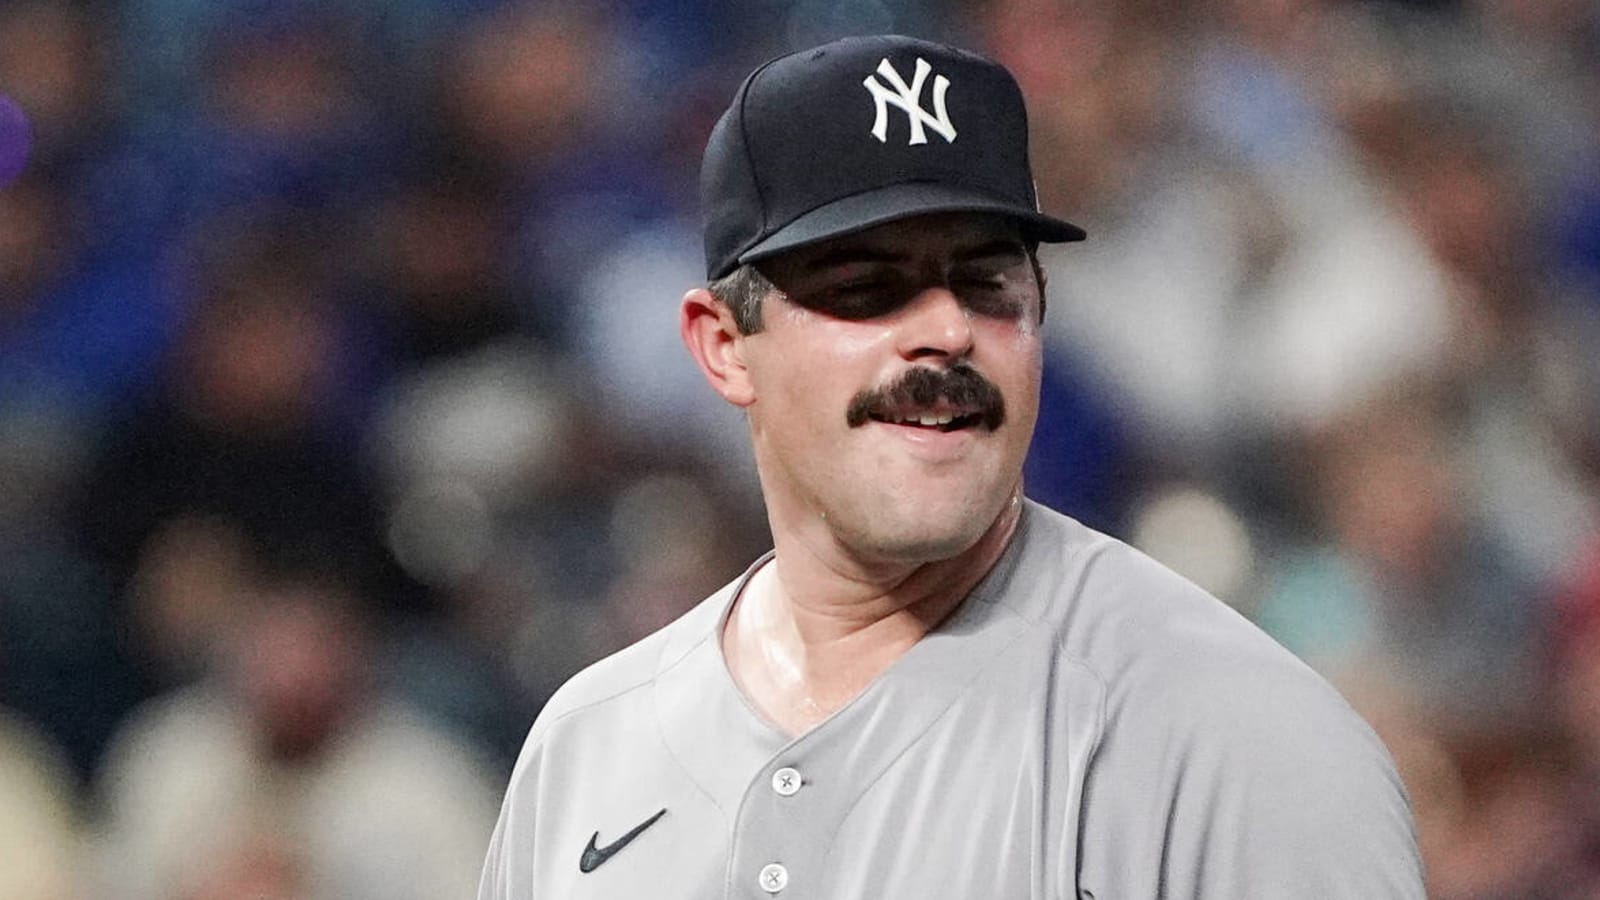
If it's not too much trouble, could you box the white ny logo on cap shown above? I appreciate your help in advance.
[862,57,957,146]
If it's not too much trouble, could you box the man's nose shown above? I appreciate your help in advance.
[895,286,974,361]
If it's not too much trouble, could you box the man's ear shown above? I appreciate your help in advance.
[680,288,756,408]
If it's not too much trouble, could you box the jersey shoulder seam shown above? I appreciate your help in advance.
[991,516,1118,700]
[526,627,715,746]
[993,517,1116,766]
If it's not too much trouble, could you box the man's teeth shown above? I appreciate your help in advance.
[893,413,956,426]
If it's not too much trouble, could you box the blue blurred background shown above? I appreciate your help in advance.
[1,0,1599,896]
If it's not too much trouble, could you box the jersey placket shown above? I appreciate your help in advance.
[727,756,822,897]
[723,580,1032,899]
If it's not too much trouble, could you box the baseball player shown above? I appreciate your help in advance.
[479,34,1424,899]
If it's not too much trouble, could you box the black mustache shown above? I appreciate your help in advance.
[846,365,1006,430]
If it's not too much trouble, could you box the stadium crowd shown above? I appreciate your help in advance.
[1,0,1598,897]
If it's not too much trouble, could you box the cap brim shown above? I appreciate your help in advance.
[736,182,1086,268]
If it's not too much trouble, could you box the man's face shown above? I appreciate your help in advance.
[737,212,1044,565]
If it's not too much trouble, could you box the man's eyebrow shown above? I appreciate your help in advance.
[953,239,1029,263]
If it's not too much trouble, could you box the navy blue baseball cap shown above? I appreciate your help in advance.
[701,34,1085,280]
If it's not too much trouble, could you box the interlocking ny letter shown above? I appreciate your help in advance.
[863,57,956,145]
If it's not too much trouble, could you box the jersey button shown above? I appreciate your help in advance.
[759,863,789,893]
[771,767,802,796]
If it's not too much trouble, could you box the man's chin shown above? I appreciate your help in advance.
[845,509,996,567]
[859,535,973,566]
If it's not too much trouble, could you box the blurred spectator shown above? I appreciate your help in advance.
[1359,681,1592,900]
[1555,541,1600,765]
[76,212,407,612]
[94,569,497,900]
[432,3,685,341]
[355,168,525,367]
[1545,541,1600,891]
[439,4,612,181]
[1329,75,1600,583]
[125,515,255,685]
[0,173,67,329]
[366,340,594,763]
[116,1,394,222]
[0,708,81,900]
[0,2,108,168]
[992,0,1380,473]
[0,163,171,420]
[366,342,768,765]
[1255,390,1547,722]
[368,342,586,601]
[61,213,420,780]
[0,396,139,783]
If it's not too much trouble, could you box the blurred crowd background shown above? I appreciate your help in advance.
[1,0,1598,897]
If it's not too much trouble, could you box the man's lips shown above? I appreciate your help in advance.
[845,365,1005,432]
[866,408,985,431]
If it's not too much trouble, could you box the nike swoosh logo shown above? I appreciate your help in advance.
[578,808,668,873]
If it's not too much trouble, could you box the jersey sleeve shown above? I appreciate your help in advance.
[477,718,547,900]
[477,799,516,900]
[1075,653,1425,898]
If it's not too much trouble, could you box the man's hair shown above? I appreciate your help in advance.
[706,263,775,336]
[705,243,1048,336]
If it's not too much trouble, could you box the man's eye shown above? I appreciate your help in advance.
[789,270,1028,321]
[833,278,887,295]
[956,276,1006,292]
[955,274,1026,318]
[804,280,907,319]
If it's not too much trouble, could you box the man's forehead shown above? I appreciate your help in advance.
[773,212,1028,271]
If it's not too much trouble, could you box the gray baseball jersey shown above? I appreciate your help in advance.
[479,500,1424,898]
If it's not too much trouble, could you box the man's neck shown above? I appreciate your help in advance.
[721,496,1024,737]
